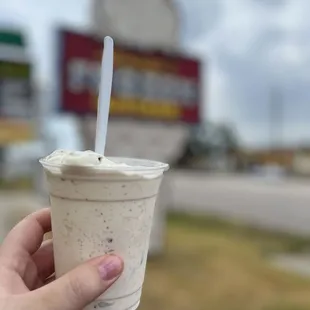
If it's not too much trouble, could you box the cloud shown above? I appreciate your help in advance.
[177,0,222,43]
[181,0,310,147]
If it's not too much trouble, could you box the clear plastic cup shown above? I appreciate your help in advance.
[40,157,169,310]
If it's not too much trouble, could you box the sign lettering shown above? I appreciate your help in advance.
[59,30,201,123]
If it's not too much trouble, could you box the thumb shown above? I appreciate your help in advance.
[33,255,123,310]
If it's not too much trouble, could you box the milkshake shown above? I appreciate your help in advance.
[40,150,168,310]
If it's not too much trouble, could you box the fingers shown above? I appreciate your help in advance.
[0,208,51,284]
[32,240,54,286]
[1,208,51,257]
[44,274,55,286]
[32,255,124,310]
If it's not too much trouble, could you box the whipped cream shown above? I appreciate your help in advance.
[43,150,128,167]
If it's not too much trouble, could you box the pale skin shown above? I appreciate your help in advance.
[0,208,124,310]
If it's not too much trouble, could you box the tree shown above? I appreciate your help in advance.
[175,121,240,168]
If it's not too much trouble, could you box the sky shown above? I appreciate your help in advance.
[1,0,310,148]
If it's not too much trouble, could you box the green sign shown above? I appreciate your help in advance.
[0,29,25,47]
[0,61,30,78]
[0,61,32,119]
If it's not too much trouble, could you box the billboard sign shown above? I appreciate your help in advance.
[58,29,201,123]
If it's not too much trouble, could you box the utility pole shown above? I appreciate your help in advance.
[269,86,284,164]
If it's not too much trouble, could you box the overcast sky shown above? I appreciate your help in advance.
[1,0,310,148]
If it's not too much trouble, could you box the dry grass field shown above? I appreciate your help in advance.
[141,213,310,310]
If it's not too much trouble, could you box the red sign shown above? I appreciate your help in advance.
[58,29,201,123]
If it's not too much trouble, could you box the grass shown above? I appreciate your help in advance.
[140,213,310,310]
[0,178,33,190]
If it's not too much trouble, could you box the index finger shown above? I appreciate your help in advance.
[0,208,51,257]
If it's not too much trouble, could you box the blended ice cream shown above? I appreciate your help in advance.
[44,150,128,167]
[40,150,168,310]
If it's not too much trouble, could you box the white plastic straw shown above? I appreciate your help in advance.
[95,36,114,154]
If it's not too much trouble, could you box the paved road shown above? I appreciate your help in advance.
[167,171,310,236]
[2,172,310,237]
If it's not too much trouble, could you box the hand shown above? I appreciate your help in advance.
[0,208,124,310]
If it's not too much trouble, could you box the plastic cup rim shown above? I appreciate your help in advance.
[39,156,169,173]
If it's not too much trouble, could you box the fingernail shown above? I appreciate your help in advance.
[98,255,123,281]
